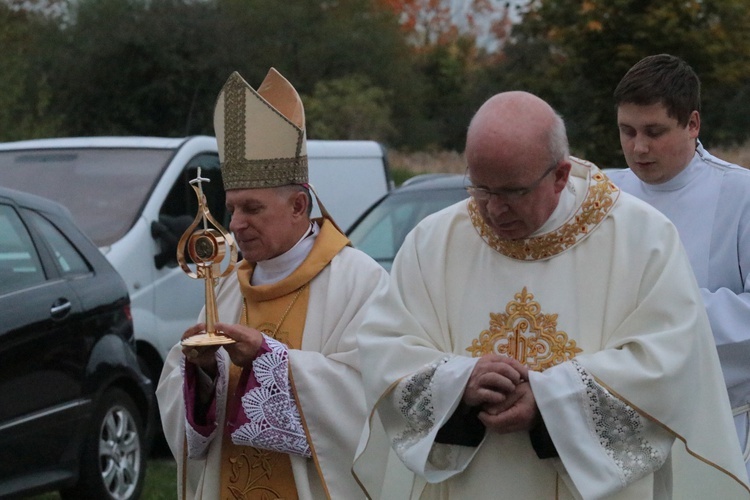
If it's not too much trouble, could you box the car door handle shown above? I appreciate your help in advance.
[50,299,72,317]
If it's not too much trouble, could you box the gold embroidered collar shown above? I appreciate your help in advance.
[468,159,619,261]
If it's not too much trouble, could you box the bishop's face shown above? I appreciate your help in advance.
[226,187,306,263]
[617,102,699,185]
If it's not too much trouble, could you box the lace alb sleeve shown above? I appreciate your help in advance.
[230,336,312,458]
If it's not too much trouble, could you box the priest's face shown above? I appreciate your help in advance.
[465,91,572,240]
[617,102,699,185]
[467,157,570,240]
[226,186,309,263]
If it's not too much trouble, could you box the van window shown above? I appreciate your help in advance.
[160,153,224,223]
[157,153,224,268]
[0,148,174,246]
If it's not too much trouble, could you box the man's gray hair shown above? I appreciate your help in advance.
[277,184,313,216]
[548,112,570,164]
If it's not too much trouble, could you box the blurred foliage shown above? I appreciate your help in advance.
[0,6,62,139]
[2,0,750,166]
[389,167,417,186]
[498,0,750,166]
[377,0,512,48]
[304,75,396,142]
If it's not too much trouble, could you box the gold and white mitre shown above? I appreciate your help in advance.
[214,68,308,190]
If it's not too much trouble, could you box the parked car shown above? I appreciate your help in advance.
[0,136,391,446]
[0,187,153,500]
[347,173,468,271]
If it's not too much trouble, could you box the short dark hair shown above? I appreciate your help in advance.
[614,54,700,127]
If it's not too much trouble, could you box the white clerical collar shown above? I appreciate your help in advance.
[531,176,582,236]
[251,221,318,285]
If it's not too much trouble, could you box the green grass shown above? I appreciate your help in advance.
[29,457,177,499]
[141,457,177,499]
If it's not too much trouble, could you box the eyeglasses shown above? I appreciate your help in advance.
[465,162,559,202]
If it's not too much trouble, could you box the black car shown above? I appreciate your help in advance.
[347,173,468,271]
[0,187,153,499]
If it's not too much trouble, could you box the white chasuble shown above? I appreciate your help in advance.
[354,158,750,499]
[157,219,389,499]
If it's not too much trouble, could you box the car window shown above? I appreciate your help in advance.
[0,204,46,294]
[24,209,91,277]
[0,148,174,246]
[348,187,468,270]
[161,153,225,222]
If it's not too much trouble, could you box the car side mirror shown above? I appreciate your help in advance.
[151,215,192,270]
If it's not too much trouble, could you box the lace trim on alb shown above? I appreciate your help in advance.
[573,360,663,484]
[231,336,312,457]
[392,356,452,459]
[183,353,229,459]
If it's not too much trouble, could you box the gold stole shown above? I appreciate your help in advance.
[218,219,349,499]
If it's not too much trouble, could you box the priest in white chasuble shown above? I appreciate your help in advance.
[156,68,388,499]
[353,91,750,499]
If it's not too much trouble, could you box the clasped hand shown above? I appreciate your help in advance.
[463,354,539,434]
[181,322,265,377]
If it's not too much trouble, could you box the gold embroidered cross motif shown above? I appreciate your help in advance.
[466,287,581,371]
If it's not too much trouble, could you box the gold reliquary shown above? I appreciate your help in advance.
[178,168,237,347]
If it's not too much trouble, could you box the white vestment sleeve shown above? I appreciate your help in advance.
[384,355,480,481]
[699,190,750,411]
[701,282,750,404]
[530,360,673,499]
[701,279,750,466]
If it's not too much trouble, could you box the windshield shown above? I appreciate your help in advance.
[0,147,173,246]
[348,187,468,271]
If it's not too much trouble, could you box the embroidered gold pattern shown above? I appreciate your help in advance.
[466,287,581,371]
[227,447,289,499]
[224,73,245,166]
[222,157,308,190]
[225,283,309,499]
[218,72,308,190]
[468,165,619,261]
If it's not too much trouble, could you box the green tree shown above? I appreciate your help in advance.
[304,75,396,142]
[34,0,427,147]
[42,0,232,136]
[497,0,750,166]
[216,0,426,147]
[378,0,515,150]
[0,4,62,140]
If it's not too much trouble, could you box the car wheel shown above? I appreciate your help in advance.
[61,388,146,500]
